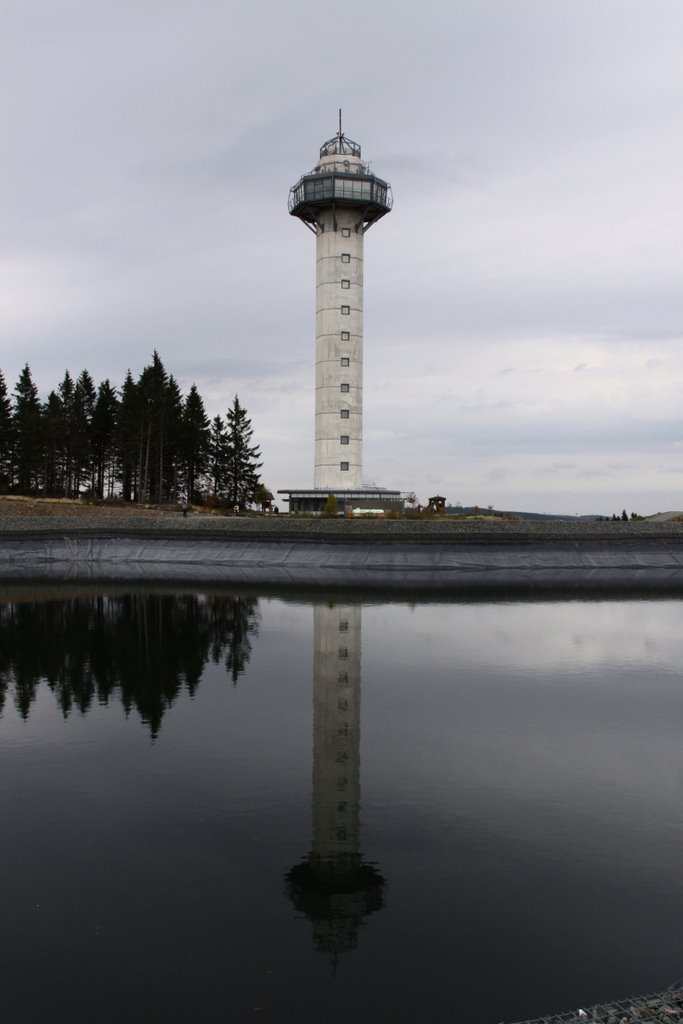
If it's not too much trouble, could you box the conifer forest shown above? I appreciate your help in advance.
[0,351,264,506]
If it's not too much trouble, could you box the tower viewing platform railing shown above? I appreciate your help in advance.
[288,171,393,223]
[319,132,362,159]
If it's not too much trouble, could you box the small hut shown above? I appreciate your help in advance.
[427,495,447,515]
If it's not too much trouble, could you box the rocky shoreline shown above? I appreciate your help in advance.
[506,985,683,1023]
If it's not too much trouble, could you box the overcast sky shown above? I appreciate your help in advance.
[1,0,681,514]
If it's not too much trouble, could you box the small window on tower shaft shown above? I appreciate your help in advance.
[340,435,349,445]
[341,279,350,289]
[341,356,350,366]
[341,331,350,341]
[340,383,349,393]
[341,305,350,315]
[340,409,349,419]
[340,463,349,472]
[341,253,350,263]
[341,227,351,237]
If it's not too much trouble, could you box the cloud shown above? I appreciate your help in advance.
[1,0,682,514]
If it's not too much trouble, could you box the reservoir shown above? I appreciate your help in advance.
[1,586,682,1023]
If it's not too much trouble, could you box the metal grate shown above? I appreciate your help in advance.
[505,987,683,1023]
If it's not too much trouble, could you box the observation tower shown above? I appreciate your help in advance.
[279,116,401,515]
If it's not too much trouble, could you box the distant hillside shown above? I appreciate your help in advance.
[446,506,609,522]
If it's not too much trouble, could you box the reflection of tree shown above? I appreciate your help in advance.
[0,593,260,736]
[0,625,10,716]
[209,596,259,684]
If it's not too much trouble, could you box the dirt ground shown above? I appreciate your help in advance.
[0,495,182,519]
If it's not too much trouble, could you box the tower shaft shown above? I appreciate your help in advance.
[315,209,364,489]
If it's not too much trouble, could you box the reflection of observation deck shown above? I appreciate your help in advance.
[288,131,393,232]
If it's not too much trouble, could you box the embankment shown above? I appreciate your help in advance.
[1,514,683,592]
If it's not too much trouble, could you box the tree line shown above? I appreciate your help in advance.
[0,351,265,506]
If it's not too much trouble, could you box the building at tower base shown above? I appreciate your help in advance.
[278,486,402,516]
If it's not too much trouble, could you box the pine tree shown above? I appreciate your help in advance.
[116,371,140,501]
[72,369,96,495]
[136,352,168,503]
[57,370,75,496]
[13,365,43,494]
[163,375,184,502]
[207,415,228,497]
[42,391,64,496]
[180,384,210,504]
[0,371,13,492]
[225,395,262,509]
[91,380,119,499]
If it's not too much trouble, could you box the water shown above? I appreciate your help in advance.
[1,587,682,1023]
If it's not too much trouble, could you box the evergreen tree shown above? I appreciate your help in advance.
[91,380,119,499]
[163,375,184,502]
[207,415,228,496]
[57,370,75,497]
[0,371,13,492]
[116,371,140,501]
[136,351,168,503]
[42,391,64,496]
[225,395,262,508]
[13,365,43,494]
[179,384,210,504]
[72,369,96,495]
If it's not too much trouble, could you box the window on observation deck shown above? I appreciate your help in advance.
[334,179,372,202]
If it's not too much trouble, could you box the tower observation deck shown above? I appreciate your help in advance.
[286,123,394,497]
[288,131,393,233]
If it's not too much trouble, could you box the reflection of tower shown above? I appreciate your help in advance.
[278,114,402,515]
[286,604,384,956]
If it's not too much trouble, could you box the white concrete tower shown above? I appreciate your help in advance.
[289,118,392,491]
